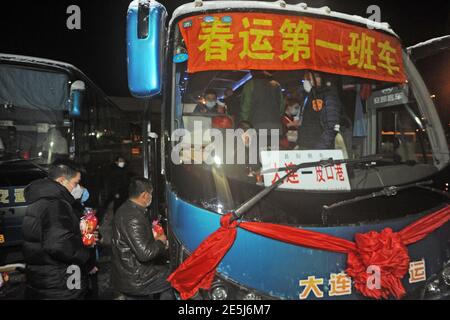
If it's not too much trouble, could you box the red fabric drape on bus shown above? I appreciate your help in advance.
[167,205,450,300]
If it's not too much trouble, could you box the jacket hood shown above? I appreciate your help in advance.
[25,178,75,204]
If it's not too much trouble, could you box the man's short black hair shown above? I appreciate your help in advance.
[129,177,153,199]
[204,89,217,97]
[48,159,83,181]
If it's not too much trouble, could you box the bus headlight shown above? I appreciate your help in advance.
[422,262,450,299]
[210,285,228,300]
[203,277,267,300]
[206,276,268,300]
[425,279,441,295]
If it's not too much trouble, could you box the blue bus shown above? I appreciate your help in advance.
[126,1,450,300]
[0,54,139,265]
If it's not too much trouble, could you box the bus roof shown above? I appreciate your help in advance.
[407,35,450,60]
[170,0,398,37]
[408,35,450,51]
[0,53,80,72]
[0,53,114,105]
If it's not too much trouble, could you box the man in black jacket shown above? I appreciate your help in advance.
[297,71,342,150]
[105,156,130,214]
[111,177,172,299]
[22,161,93,299]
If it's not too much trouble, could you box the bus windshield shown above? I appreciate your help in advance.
[168,13,449,225]
[0,65,71,165]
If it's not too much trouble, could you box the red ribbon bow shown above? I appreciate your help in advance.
[346,228,410,299]
[168,205,450,300]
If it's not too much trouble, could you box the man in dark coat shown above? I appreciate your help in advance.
[105,156,130,213]
[224,87,241,123]
[22,161,93,299]
[297,71,342,150]
[240,70,284,130]
[111,177,172,299]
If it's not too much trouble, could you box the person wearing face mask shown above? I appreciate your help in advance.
[21,160,94,299]
[193,89,226,114]
[70,183,90,204]
[111,178,173,300]
[298,71,342,150]
[104,156,130,214]
[280,98,301,150]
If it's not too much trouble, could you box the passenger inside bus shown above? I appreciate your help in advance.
[223,87,240,123]
[297,71,342,150]
[280,97,301,150]
[193,89,226,114]
[240,70,284,130]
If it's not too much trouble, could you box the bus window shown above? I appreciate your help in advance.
[166,23,449,226]
[414,47,450,146]
[376,104,431,163]
[0,65,72,165]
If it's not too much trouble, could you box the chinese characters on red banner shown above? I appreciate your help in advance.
[179,13,406,83]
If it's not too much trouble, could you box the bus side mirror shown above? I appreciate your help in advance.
[127,0,167,98]
[69,80,85,117]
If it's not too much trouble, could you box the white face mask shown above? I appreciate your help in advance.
[117,162,125,168]
[303,80,312,93]
[71,184,84,200]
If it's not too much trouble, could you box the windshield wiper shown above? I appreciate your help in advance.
[260,155,384,175]
[321,179,449,223]
[230,156,384,222]
[0,157,48,173]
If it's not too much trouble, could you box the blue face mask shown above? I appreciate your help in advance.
[81,188,90,204]
[205,101,216,109]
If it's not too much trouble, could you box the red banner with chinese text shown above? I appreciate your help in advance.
[179,13,407,83]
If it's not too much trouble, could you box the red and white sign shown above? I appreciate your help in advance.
[179,12,406,83]
[260,150,351,191]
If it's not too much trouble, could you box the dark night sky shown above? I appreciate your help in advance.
[0,0,449,97]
